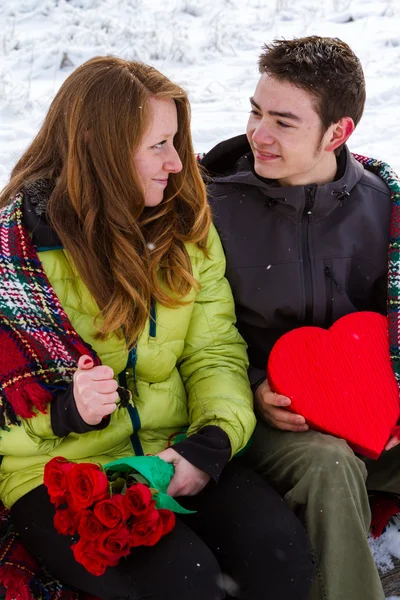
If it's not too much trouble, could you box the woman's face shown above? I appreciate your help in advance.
[133,97,183,207]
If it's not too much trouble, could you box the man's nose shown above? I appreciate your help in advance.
[252,123,275,147]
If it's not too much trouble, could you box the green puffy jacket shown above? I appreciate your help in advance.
[0,224,255,508]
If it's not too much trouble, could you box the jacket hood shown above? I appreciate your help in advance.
[22,179,62,248]
[201,134,252,179]
[200,134,364,207]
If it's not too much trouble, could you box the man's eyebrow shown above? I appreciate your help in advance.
[249,97,302,122]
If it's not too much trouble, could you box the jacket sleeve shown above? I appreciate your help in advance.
[51,383,110,437]
[0,377,112,452]
[177,224,256,456]
[172,425,231,480]
[248,365,267,393]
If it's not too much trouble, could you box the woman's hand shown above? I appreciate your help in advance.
[255,379,308,432]
[157,448,210,497]
[73,355,119,425]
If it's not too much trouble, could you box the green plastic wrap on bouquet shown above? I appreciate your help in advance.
[104,455,195,514]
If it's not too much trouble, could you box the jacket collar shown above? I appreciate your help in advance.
[202,135,364,221]
[22,180,62,249]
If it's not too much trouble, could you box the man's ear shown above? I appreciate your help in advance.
[325,117,355,152]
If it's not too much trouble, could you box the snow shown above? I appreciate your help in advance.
[1,0,400,188]
[369,530,396,575]
[369,515,400,586]
[1,0,400,594]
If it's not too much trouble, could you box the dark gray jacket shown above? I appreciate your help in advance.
[201,135,392,389]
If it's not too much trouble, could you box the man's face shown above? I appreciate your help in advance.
[246,74,332,186]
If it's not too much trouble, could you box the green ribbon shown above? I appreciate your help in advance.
[104,455,195,514]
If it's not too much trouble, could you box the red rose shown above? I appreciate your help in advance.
[66,463,109,511]
[130,508,164,547]
[124,483,153,516]
[44,457,74,505]
[158,509,176,536]
[94,494,130,529]
[72,538,109,576]
[54,507,77,536]
[77,509,107,540]
[96,525,131,561]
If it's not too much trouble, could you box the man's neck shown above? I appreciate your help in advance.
[278,152,339,187]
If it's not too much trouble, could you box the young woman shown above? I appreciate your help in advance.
[0,56,313,599]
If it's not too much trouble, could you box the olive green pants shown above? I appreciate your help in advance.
[240,421,400,600]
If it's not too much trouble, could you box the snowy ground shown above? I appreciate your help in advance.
[371,515,400,599]
[0,0,400,188]
[1,0,400,594]
[371,517,400,574]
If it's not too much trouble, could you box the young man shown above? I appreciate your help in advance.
[201,36,400,600]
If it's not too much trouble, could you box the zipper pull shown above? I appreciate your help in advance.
[325,266,345,294]
[117,386,133,408]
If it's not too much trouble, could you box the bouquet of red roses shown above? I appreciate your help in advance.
[44,455,192,576]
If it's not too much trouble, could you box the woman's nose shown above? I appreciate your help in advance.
[164,147,183,173]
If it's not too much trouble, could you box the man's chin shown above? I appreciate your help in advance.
[254,159,282,180]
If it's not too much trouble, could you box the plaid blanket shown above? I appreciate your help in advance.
[0,501,86,600]
[350,154,400,382]
[0,192,101,428]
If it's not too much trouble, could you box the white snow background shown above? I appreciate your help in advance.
[1,0,400,595]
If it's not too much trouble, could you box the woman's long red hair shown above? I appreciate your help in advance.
[0,56,211,347]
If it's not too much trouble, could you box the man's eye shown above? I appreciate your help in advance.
[249,109,261,117]
[277,121,292,128]
[153,140,166,149]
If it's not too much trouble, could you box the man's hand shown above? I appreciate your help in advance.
[157,448,210,497]
[255,379,309,432]
[73,355,119,425]
[385,435,400,451]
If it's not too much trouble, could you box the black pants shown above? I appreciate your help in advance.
[11,462,313,600]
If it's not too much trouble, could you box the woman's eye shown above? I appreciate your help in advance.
[153,140,166,149]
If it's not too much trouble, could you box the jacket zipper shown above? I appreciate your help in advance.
[128,347,139,397]
[324,265,345,327]
[149,303,157,338]
[117,348,144,456]
[302,187,316,323]
[117,305,157,457]
[325,264,334,328]
[324,266,345,295]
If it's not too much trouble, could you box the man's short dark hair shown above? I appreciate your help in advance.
[258,36,366,131]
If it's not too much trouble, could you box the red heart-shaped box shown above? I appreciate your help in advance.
[267,312,400,459]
